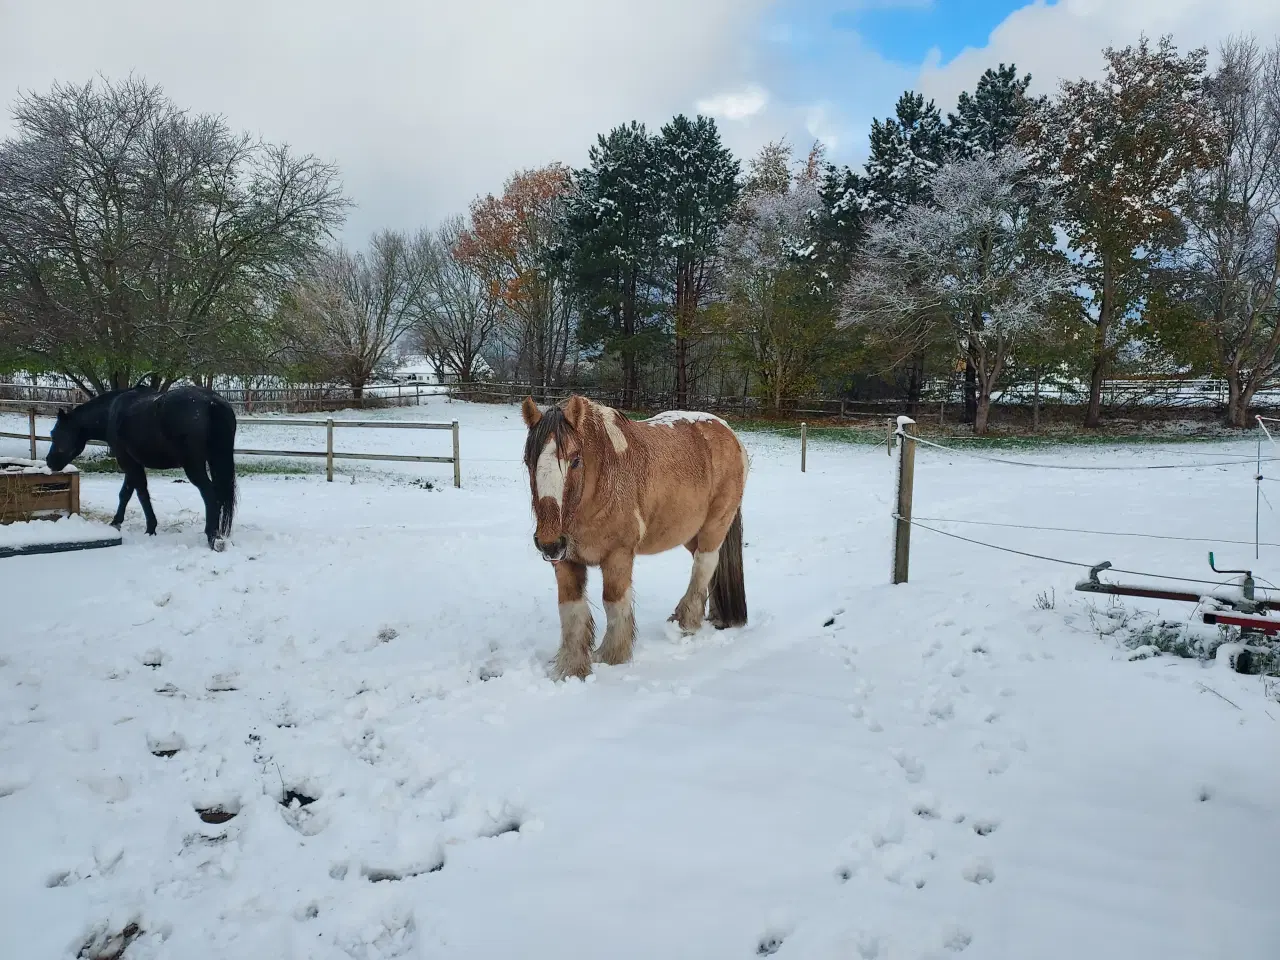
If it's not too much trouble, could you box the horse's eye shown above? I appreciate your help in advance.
[570,456,582,469]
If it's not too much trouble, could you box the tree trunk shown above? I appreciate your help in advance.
[1084,260,1114,429]
[905,349,925,416]
[974,391,992,435]
[963,357,977,424]
[1227,371,1258,428]
[1032,367,1042,433]
[351,380,365,401]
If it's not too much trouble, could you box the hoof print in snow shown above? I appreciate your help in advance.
[278,787,325,835]
[147,733,185,758]
[376,626,399,643]
[77,921,142,960]
[481,808,525,838]
[962,858,995,885]
[756,932,786,956]
[294,902,320,921]
[835,865,853,883]
[1197,785,1212,802]
[329,862,349,881]
[361,857,444,882]
[944,928,973,953]
[46,869,76,888]
[195,800,240,824]
[281,789,317,809]
[972,819,998,837]
[154,682,182,698]
[205,673,239,692]
[140,649,166,669]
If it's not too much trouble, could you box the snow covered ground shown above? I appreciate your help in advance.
[1,399,1278,960]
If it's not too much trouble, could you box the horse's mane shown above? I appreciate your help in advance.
[523,405,572,470]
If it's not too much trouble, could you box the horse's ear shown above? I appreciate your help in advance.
[56,408,68,421]
[521,396,542,428]
[563,395,589,432]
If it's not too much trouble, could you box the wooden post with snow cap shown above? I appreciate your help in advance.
[800,422,807,473]
[325,418,335,482]
[891,416,916,585]
[452,420,461,488]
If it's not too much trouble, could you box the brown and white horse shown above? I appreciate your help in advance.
[521,395,749,680]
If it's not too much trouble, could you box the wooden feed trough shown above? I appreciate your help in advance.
[1,458,80,523]
[0,458,121,558]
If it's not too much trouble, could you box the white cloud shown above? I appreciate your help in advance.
[0,0,771,241]
[696,84,770,122]
[917,0,1280,112]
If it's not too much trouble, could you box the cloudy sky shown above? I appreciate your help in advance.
[4,0,1280,242]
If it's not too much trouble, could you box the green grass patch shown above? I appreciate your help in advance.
[75,455,319,476]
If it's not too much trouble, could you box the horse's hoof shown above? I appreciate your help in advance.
[146,529,157,537]
[210,538,226,553]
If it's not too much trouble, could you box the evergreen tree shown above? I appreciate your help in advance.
[948,64,1038,159]
[862,92,948,220]
[946,64,1040,423]
[653,114,741,407]
[564,122,662,406]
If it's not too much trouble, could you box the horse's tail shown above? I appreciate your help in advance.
[709,507,747,629]
[208,400,238,539]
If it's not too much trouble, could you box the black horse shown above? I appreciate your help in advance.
[45,385,239,551]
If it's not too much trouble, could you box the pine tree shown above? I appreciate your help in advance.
[564,122,662,406]
[946,64,1040,423]
[653,114,741,407]
[948,64,1038,159]
[862,92,948,220]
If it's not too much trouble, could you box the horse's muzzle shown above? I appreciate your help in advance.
[536,535,568,563]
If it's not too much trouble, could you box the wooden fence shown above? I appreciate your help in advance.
[0,407,463,487]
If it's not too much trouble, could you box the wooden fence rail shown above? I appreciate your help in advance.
[0,409,463,488]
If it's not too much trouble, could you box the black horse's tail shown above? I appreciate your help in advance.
[208,400,238,538]
[708,507,747,629]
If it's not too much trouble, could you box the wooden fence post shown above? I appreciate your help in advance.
[28,407,37,460]
[892,416,916,585]
[452,420,461,488]
[326,418,335,482]
[800,422,807,473]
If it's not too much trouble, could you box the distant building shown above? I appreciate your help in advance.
[388,354,492,385]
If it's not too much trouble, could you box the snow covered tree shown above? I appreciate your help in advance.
[840,149,1073,434]
[862,92,948,221]
[280,231,424,399]
[563,122,663,406]
[720,142,847,409]
[0,75,347,394]
[1166,36,1280,427]
[1028,35,1217,427]
[653,114,740,407]
[411,215,502,384]
[456,165,577,388]
[948,64,1039,159]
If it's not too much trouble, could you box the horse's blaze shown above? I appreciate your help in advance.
[533,438,566,544]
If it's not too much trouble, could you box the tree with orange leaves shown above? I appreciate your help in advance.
[455,164,577,387]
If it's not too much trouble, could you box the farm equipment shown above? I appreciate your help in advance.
[1074,553,1279,672]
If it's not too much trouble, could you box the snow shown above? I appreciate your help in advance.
[0,457,77,476]
[0,515,118,549]
[1,400,1279,959]
[643,410,730,427]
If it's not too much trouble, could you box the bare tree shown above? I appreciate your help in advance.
[0,75,348,393]
[410,216,501,383]
[281,231,423,398]
[841,150,1073,434]
[1177,36,1280,427]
